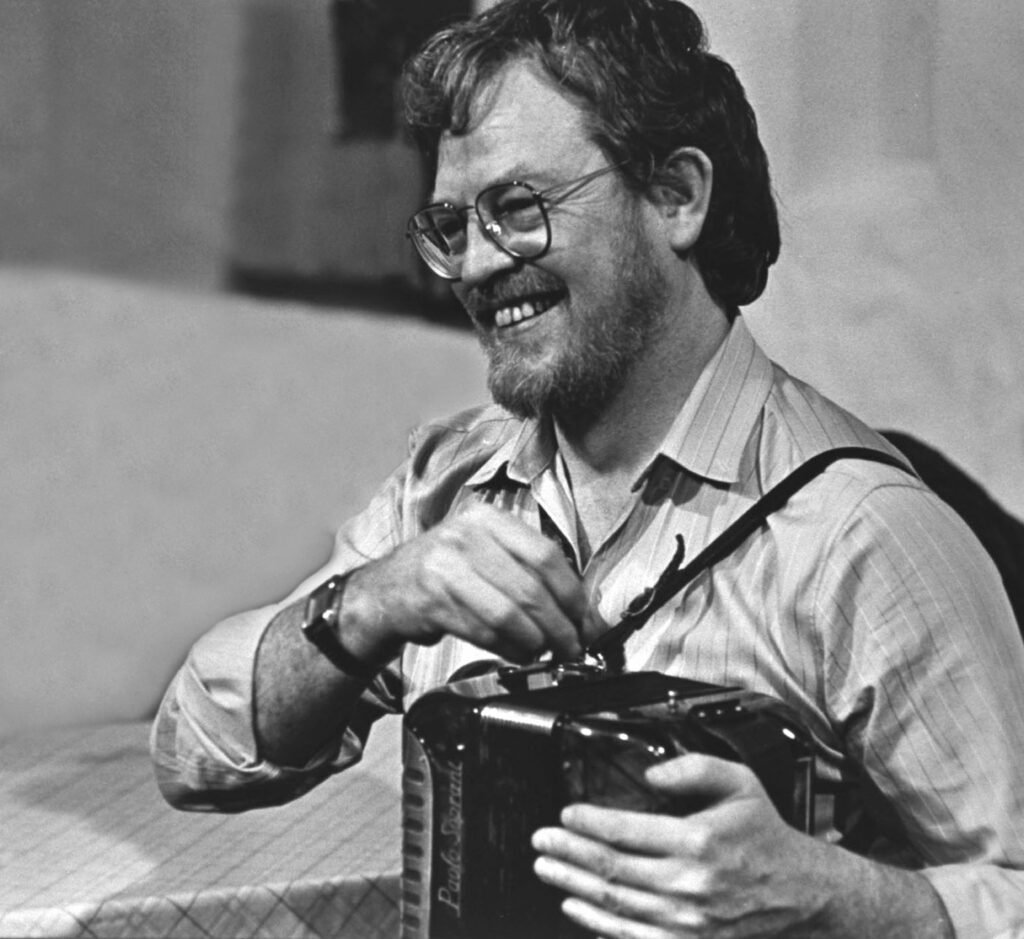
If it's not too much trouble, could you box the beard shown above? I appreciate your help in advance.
[471,211,669,428]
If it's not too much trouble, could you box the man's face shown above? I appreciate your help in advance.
[432,60,671,427]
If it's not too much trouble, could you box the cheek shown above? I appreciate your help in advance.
[548,219,638,289]
[450,283,474,315]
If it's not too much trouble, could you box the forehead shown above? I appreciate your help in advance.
[432,59,596,201]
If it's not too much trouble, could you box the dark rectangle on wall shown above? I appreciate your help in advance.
[228,0,472,321]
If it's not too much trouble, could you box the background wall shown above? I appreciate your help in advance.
[0,0,1021,732]
[700,0,1024,523]
[0,268,486,733]
[0,1,241,287]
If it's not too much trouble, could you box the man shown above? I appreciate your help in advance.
[152,1,1024,936]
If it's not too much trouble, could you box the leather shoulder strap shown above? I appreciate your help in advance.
[587,447,913,665]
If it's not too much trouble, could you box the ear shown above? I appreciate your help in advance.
[647,147,713,254]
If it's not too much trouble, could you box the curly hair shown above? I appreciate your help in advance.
[402,0,780,312]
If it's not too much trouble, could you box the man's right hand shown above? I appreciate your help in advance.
[341,503,594,666]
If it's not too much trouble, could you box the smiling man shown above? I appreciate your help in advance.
[152,2,1024,937]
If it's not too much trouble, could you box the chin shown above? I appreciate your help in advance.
[488,364,619,428]
[487,369,548,420]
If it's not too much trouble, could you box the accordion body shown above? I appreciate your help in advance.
[400,663,816,939]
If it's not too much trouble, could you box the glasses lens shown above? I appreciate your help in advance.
[408,206,465,279]
[478,183,549,259]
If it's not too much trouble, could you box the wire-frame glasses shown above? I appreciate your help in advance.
[406,163,623,281]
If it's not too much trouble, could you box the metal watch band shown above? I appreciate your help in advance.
[300,574,378,681]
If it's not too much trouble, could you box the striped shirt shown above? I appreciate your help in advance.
[152,317,1024,938]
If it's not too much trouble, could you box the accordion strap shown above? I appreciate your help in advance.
[587,446,912,667]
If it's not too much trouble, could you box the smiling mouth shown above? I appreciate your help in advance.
[492,294,562,328]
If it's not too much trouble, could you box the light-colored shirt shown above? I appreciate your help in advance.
[152,317,1024,938]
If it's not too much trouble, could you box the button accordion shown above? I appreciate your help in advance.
[400,662,815,938]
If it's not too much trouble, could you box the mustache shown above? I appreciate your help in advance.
[462,269,567,317]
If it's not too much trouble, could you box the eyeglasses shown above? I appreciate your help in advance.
[406,163,623,281]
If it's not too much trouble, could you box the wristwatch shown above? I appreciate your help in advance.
[301,574,377,680]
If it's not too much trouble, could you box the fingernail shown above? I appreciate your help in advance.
[533,855,555,881]
[560,804,581,826]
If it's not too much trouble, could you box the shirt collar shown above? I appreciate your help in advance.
[465,414,556,489]
[464,316,774,491]
[652,316,774,485]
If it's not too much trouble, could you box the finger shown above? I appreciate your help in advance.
[434,530,583,659]
[556,798,715,858]
[471,544,585,659]
[533,825,669,890]
[479,508,589,623]
[452,512,587,657]
[560,896,678,939]
[433,566,551,661]
[533,855,678,937]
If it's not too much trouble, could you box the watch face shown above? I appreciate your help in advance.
[304,577,341,634]
[299,574,375,680]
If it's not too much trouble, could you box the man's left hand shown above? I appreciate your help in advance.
[531,752,829,938]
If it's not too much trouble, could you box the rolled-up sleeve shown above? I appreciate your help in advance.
[149,448,417,811]
[149,409,506,811]
[923,866,1024,939]
[150,602,400,812]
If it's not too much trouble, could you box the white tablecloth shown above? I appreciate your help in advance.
[0,718,402,938]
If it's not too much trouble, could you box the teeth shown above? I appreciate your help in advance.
[494,299,550,328]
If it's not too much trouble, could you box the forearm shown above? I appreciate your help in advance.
[253,571,402,767]
[151,598,378,811]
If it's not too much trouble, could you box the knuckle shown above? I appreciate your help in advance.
[472,624,498,649]
[434,519,472,553]
[535,537,564,567]
[417,547,458,589]
[514,590,550,624]
[668,904,709,933]
[489,593,522,627]
[684,822,715,862]
[594,850,625,885]
[668,864,714,901]
[597,883,627,917]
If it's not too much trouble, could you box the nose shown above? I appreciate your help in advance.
[458,215,518,287]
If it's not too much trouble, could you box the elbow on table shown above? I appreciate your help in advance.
[151,750,326,813]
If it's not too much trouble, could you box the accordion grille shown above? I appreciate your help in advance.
[400,730,433,939]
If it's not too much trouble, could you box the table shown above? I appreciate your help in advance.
[0,717,403,938]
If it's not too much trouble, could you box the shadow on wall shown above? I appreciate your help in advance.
[0,0,467,324]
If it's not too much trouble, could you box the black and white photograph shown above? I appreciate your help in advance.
[2,1,1023,937]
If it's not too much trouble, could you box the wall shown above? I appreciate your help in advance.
[695,0,1024,517]
[0,1,241,287]
[0,0,444,292]
[0,269,487,733]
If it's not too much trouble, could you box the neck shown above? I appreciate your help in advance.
[554,293,730,488]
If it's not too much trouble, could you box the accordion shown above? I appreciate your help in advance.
[400,661,816,939]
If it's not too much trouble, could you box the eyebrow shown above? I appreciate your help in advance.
[429,163,556,206]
